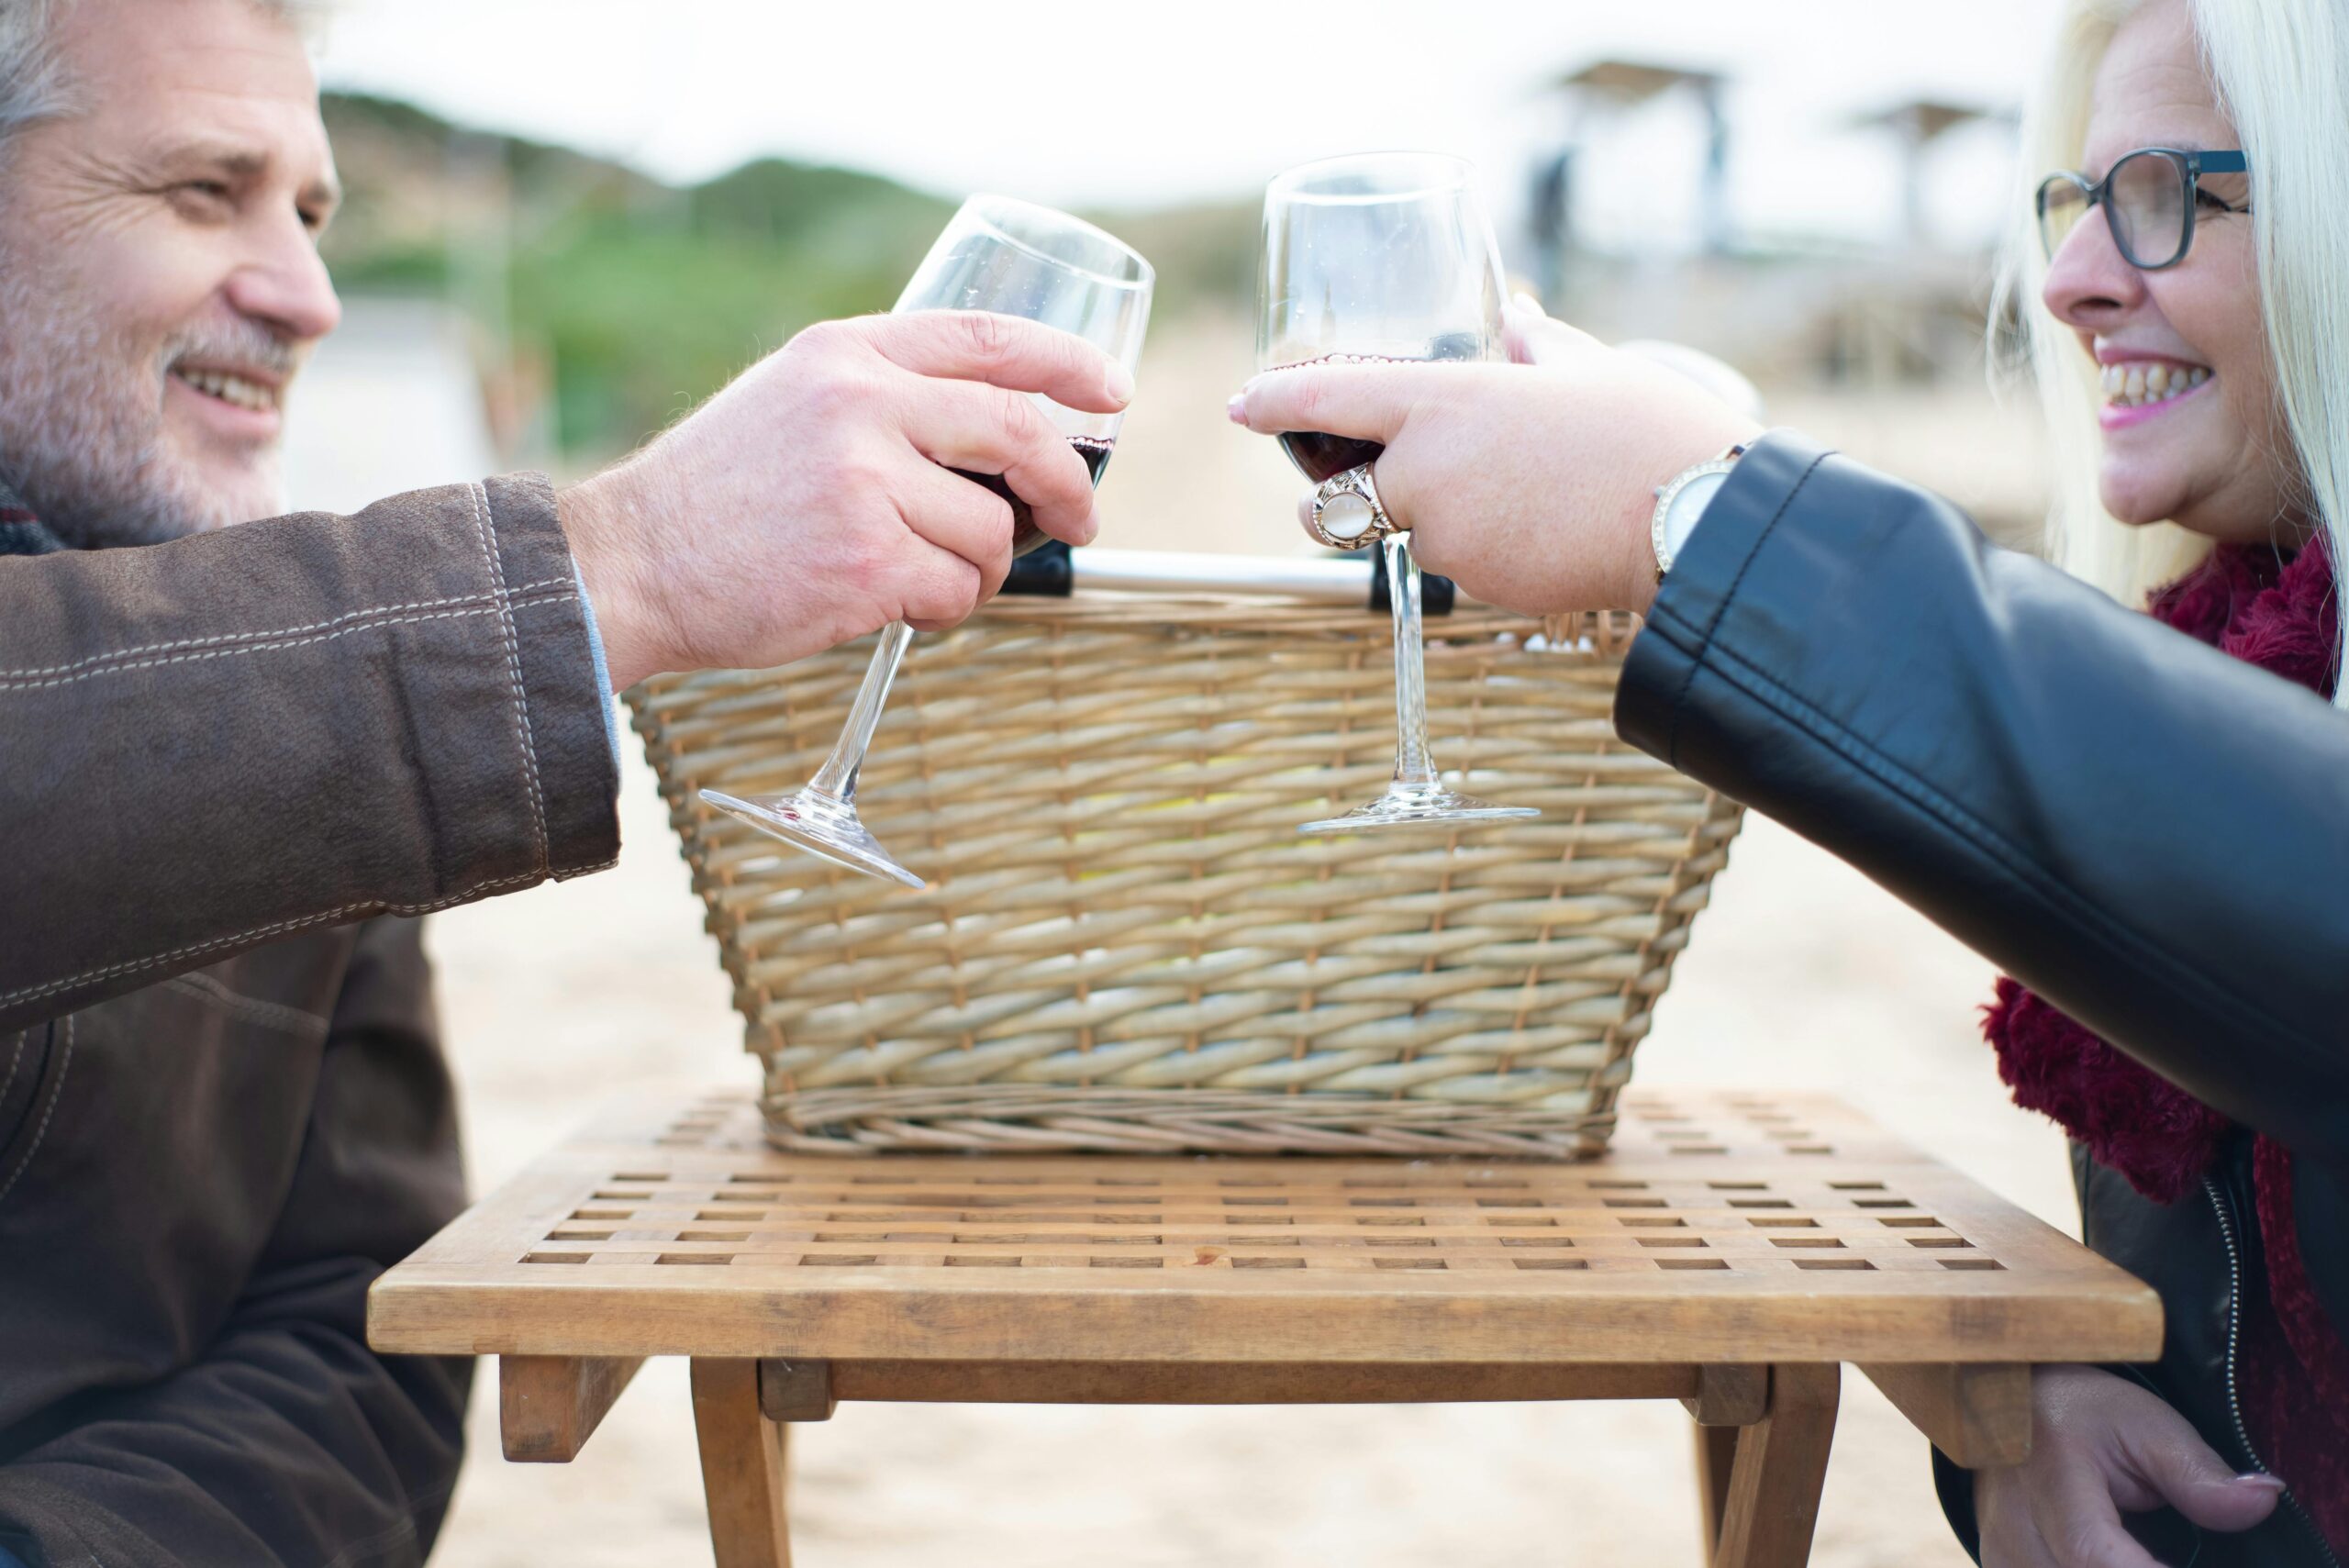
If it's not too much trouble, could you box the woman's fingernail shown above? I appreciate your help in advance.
[1226,393,1248,425]
[2234,1474,2288,1492]
[1106,363,1136,405]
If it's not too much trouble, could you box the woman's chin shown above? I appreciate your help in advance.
[2096,478,2177,528]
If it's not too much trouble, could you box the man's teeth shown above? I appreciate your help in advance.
[2101,361,2210,407]
[173,368,277,413]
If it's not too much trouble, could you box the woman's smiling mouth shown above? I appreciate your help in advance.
[2099,357,2214,429]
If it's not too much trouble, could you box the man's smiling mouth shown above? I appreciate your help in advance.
[169,363,282,414]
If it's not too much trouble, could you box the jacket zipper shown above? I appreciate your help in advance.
[2202,1173,2341,1568]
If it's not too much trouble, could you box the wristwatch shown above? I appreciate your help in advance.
[1650,442,1747,582]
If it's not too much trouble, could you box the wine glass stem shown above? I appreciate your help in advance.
[807,619,915,802]
[1384,532,1441,789]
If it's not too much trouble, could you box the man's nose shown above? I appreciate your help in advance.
[2041,206,2146,330]
[222,218,342,346]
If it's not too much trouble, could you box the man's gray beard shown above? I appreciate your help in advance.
[0,238,288,550]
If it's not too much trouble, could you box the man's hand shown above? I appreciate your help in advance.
[561,310,1132,690]
[1976,1365,2284,1568]
[1228,302,1757,618]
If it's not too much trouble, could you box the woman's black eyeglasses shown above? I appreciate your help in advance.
[2037,148,2249,271]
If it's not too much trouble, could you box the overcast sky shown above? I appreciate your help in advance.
[315,1,2060,250]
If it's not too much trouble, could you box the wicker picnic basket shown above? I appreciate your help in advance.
[627,584,1742,1158]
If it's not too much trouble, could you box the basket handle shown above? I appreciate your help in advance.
[1003,540,1455,615]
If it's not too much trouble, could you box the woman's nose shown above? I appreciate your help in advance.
[2041,206,2146,330]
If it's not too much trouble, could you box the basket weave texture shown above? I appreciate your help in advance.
[627,593,1742,1158]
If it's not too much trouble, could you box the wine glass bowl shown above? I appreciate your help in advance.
[702,196,1152,889]
[1257,152,1537,835]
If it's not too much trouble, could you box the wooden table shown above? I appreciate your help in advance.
[369,1088,2159,1567]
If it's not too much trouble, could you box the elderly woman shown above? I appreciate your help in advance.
[1230,1,2346,1563]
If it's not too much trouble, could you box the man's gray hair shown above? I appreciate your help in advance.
[0,0,325,161]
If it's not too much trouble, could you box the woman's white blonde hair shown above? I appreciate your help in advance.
[1998,0,2349,703]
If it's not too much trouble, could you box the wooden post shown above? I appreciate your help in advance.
[499,1355,643,1462]
[1859,1363,2031,1469]
[1695,1422,1741,1554]
[691,1359,793,1568]
[1713,1362,1840,1568]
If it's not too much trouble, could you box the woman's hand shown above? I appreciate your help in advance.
[1227,303,1759,617]
[1976,1365,2284,1567]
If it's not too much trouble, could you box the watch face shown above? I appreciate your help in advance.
[1659,469,1731,573]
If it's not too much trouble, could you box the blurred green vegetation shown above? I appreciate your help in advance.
[318,93,1253,459]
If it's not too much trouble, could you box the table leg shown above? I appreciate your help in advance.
[1695,1422,1740,1555]
[1711,1363,1840,1568]
[691,1359,793,1568]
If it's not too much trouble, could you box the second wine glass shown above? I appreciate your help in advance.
[1257,152,1538,835]
[702,196,1153,888]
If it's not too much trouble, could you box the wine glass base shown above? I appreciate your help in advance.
[1297,785,1541,836]
[700,786,927,890]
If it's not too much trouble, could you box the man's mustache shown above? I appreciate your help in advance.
[159,320,302,384]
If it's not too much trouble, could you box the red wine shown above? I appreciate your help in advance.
[1280,431,1385,484]
[952,436,1114,557]
[1266,352,1426,484]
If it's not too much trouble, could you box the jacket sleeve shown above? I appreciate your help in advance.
[0,474,620,1033]
[0,918,471,1568]
[1615,430,2349,1167]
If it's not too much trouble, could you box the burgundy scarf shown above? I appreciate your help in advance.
[1984,535,2343,1545]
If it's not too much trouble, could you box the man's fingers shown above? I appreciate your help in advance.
[901,383,1100,549]
[896,537,988,634]
[1229,361,1421,442]
[896,461,1018,606]
[866,310,1132,414]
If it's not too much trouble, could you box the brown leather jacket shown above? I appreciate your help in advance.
[0,473,619,1567]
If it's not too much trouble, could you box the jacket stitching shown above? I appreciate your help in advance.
[0,1017,72,1206]
[0,577,573,680]
[0,590,578,692]
[1693,632,2329,1065]
[0,859,618,1014]
[0,1028,23,1114]
[161,972,333,1038]
[472,482,551,874]
[1664,447,1833,767]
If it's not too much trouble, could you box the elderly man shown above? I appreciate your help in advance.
[0,2,1126,1564]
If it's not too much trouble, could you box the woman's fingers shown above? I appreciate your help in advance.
[1503,298,1599,368]
[1976,1468,2065,1568]
[2110,1419,2285,1532]
[1228,359,1433,441]
[900,381,1101,549]
[2026,1452,2168,1568]
[864,309,1134,413]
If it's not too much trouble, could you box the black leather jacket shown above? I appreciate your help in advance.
[1616,431,2349,1567]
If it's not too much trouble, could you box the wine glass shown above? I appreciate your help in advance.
[1257,152,1538,835]
[702,196,1153,888]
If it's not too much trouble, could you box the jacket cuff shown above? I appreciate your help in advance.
[1615,429,1837,769]
[473,473,622,880]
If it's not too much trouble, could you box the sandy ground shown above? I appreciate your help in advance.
[401,315,2074,1566]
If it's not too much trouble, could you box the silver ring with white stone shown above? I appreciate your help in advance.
[1305,463,1399,550]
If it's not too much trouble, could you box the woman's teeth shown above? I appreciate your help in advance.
[173,368,277,413]
[2101,361,2209,408]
